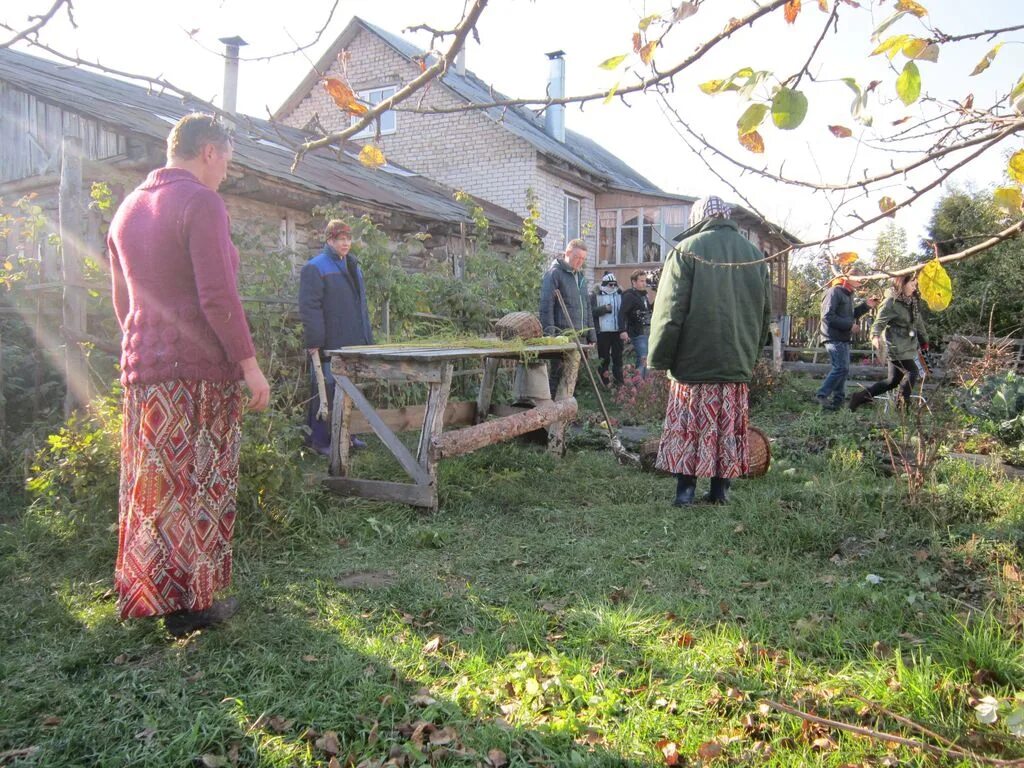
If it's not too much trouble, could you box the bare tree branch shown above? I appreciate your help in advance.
[0,0,73,49]
[930,22,1024,44]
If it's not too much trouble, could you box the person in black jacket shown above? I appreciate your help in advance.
[618,269,654,378]
[298,220,374,454]
[539,238,595,396]
[815,270,876,410]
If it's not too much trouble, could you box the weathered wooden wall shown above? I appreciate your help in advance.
[0,82,126,183]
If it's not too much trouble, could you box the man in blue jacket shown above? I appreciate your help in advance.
[816,270,876,411]
[298,220,373,454]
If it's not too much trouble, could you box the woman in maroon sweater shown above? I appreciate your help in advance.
[107,113,269,637]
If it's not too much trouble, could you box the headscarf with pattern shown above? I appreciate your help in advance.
[688,196,733,227]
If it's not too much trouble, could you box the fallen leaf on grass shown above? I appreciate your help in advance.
[656,739,680,765]
[301,654,318,663]
[487,748,509,767]
[134,727,157,742]
[410,689,438,706]
[41,716,61,727]
[429,726,458,746]
[199,756,228,768]
[315,730,341,755]
[422,635,442,654]
[676,631,696,648]
[697,740,724,760]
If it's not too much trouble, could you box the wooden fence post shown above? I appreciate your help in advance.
[59,135,90,416]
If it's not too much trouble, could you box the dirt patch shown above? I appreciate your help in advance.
[335,570,398,590]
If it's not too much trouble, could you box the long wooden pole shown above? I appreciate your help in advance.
[59,135,89,416]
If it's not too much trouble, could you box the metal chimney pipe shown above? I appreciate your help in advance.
[455,47,466,76]
[219,36,248,114]
[544,50,566,143]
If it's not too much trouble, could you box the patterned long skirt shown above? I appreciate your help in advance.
[116,380,243,620]
[655,381,749,479]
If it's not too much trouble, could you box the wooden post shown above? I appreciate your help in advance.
[475,358,500,424]
[770,320,783,373]
[418,363,453,511]
[547,350,580,456]
[59,136,89,416]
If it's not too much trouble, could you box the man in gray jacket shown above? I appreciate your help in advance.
[539,238,595,396]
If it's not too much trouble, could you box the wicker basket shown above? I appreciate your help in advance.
[639,426,772,478]
[495,311,543,341]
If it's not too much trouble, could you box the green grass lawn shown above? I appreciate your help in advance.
[2,375,1023,767]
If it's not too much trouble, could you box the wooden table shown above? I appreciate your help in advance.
[324,342,581,512]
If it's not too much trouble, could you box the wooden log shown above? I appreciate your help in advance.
[322,477,437,508]
[475,358,500,425]
[331,376,353,478]
[417,364,453,504]
[782,361,888,380]
[432,398,577,460]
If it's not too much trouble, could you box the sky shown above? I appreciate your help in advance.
[4,0,1022,262]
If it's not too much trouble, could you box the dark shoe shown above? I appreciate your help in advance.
[849,389,873,412]
[815,393,829,407]
[164,597,240,638]
[673,474,697,507]
[702,477,731,504]
[821,399,841,412]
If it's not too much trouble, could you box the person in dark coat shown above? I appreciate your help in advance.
[648,196,772,506]
[850,272,929,410]
[816,269,876,410]
[618,269,654,378]
[539,238,595,396]
[298,220,373,455]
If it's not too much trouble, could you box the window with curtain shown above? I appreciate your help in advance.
[564,194,582,247]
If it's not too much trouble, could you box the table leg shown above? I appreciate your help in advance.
[330,374,354,477]
[547,350,580,456]
[418,363,453,512]
[475,357,500,424]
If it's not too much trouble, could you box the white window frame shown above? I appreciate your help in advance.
[351,86,397,138]
[564,194,582,248]
[597,206,679,265]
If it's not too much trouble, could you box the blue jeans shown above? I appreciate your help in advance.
[630,334,649,378]
[818,341,850,404]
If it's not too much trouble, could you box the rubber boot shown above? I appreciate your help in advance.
[849,389,873,412]
[673,474,697,507]
[164,597,240,638]
[703,477,731,504]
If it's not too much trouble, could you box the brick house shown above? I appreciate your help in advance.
[275,16,795,313]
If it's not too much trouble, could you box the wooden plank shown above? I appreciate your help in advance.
[349,401,476,435]
[322,477,437,507]
[327,343,578,363]
[475,358,500,425]
[432,398,577,460]
[333,374,430,486]
[783,361,887,379]
[332,356,444,383]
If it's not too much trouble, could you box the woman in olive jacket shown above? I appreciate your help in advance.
[849,272,929,410]
[648,196,772,506]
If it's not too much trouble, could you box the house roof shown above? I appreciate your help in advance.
[275,16,667,196]
[0,47,527,234]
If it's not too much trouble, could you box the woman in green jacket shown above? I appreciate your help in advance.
[648,196,772,506]
[849,272,929,411]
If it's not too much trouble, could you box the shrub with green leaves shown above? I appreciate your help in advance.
[956,370,1024,443]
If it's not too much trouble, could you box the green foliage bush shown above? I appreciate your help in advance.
[956,371,1024,443]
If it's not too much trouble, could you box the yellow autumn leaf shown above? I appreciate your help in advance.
[358,144,386,168]
[3,261,12,270]
[970,43,1002,76]
[638,13,661,31]
[879,196,897,216]
[1009,150,1024,184]
[918,259,952,311]
[902,38,939,62]
[836,252,859,266]
[993,187,1023,215]
[639,40,657,65]
[818,0,829,10]
[738,130,765,154]
[896,0,927,17]
[699,79,724,95]
[871,34,910,61]
[599,54,628,70]
[323,77,368,116]
[604,82,620,104]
